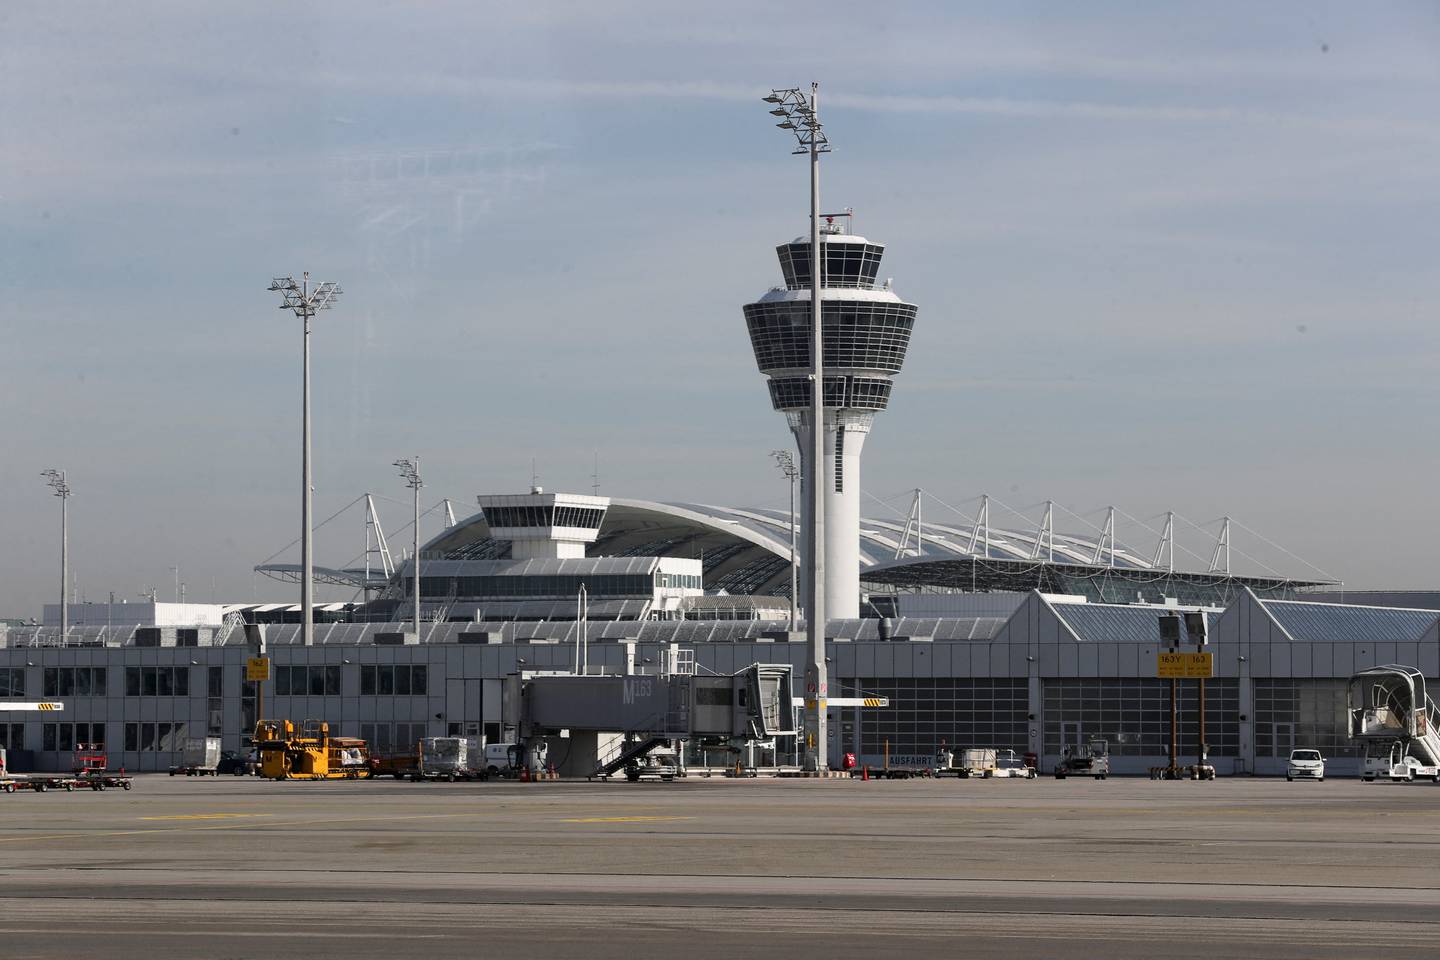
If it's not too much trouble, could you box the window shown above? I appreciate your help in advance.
[0,668,25,697]
[359,665,425,696]
[124,666,191,697]
[855,678,1030,758]
[1041,679,1240,758]
[208,666,223,697]
[42,667,106,698]
[123,722,185,752]
[275,665,341,696]
[38,722,102,752]
[0,724,23,750]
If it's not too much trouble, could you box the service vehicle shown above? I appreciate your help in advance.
[958,747,997,778]
[482,742,520,779]
[417,736,483,781]
[625,746,679,782]
[993,755,1037,779]
[170,737,223,776]
[253,719,372,780]
[1285,748,1325,782]
[1055,739,1110,779]
[1361,740,1440,782]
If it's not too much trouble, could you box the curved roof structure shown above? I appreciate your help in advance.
[407,497,1329,604]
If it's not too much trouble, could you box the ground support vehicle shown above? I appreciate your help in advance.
[253,719,373,780]
[994,755,1037,779]
[1055,739,1110,779]
[625,746,679,782]
[371,751,420,780]
[1361,740,1440,782]
[1,746,132,793]
[170,737,223,776]
[416,737,485,781]
[958,748,997,778]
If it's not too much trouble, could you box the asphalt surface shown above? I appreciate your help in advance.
[1,774,1438,959]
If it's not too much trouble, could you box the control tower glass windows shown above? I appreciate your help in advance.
[778,241,884,290]
[745,300,916,375]
[767,376,893,412]
[483,505,605,529]
[412,573,657,599]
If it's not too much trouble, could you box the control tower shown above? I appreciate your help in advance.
[743,216,918,618]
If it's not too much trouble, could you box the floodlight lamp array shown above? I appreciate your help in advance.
[393,457,423,490]
[41,468,71,498]
[268,273,344,317]
[762,87,829,155]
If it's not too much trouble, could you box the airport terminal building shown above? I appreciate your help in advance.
[4,581,1436,777]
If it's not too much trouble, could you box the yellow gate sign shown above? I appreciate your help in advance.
[246,657,271,682]
[1158,652,1213,678]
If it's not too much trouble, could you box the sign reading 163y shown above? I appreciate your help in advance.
[1157,652,1213,679]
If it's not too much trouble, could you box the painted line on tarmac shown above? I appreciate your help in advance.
[139,813,273,821]
[561,816,696,823]
[0,812,487,845]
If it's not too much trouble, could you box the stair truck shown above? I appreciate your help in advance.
[1349,666,1440,782]
[253,719,373,780]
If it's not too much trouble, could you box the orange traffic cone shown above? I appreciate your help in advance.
[862,765,869,781]
[520,765,530,783]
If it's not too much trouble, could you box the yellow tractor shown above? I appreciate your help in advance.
[253,719,373,780]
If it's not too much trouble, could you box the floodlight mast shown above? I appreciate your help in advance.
[268,272,342,647]
[394,457,423,637]
[771,450,800,631]
[41,470,71,640]
[763,83,830,772]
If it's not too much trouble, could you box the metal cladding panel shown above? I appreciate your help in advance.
[1077,643,1099,677]
[929,643,951,677]
[1292,644,1312,678]
[1398,642,1420,667]
[1055,605,1215,646]
[1331,643,1354,679]
[856,643,876,677]
[524,675,673,733]
[951,643,970,677]
[1421,639,1440,677]
[1058,644,1078,676]
[1271,643,1291,676]
[972,644,991,677]
[1098,644,1119,675]
[1374,642,1398,665]
[1261,601,1437,643]
[1119,643,1139,676]
[1008,643,1028,676]
[892,648,914,679]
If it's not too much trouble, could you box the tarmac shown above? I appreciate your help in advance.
[1,774,1437,959]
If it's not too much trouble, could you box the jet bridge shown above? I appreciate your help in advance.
[1348,664,1440,766]
[504,661,794,776]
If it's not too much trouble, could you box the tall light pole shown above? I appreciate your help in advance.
[763,83,830,771]
[41,470,71,640]
[269,272,342,647]
[771,450,800,631]
[394,457,423,637]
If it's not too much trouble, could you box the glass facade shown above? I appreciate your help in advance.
[745,299,917,376]
[415,573,658,599]
[360,665,428,696]
[124,666,189,697]
[43,667,106,697]
[1042,679,1239,758]
[484,505,604,530]
[1254,679,1357,758]
[777,240,885,290]
[0,668,24,697]
[767,375,893,412]
[847,677,1030,757]
[0,723,22,751]
[123,722,186,752]
[43,722,106,752]
[274,665,342,697]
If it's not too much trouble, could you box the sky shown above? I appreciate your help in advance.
[3,1,1439,615]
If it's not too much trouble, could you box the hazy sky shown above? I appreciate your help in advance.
[4,2,1439,615]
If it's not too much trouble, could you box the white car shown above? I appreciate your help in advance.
[1286,749,1325,782]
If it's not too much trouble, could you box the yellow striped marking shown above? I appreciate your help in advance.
[139,813,272,822]
[560,816,695,824]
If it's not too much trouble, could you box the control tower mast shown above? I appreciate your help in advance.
[744,213,919,619]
